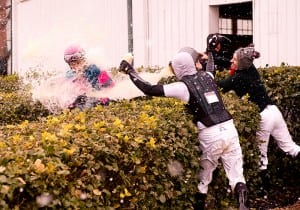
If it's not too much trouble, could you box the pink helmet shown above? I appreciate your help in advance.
[64,44,86,63]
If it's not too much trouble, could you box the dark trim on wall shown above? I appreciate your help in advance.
[127,0,133,53]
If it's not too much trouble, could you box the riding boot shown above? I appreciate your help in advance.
[234,182,249,210]
[258,169,270,198]
[193,192,207,210]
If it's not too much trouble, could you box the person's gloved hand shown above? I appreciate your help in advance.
[207,34,220,52]
[68,94,88,110]
[119,60,134,74]
[73,94,87,105]
[119,53,134,74]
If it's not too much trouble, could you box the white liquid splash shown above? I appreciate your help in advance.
[27,66,172,113]
[89,68,172,100]
[20,41,172,113]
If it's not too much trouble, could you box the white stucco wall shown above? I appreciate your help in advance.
[132,0,210,67]
[11,0,300,74]
[12,0,128,74]
[253,0,300,67]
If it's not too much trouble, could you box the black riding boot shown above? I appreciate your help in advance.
[234,182,249,210]
[193,192,207,210]
[258,169,270,198]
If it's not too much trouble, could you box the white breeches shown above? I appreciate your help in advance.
[197,119,246,194]
[256,105,300,170]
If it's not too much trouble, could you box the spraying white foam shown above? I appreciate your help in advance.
[21,41,172,113]
[88,67,172,100]
[30,73,86,112]
[28,65,172,113]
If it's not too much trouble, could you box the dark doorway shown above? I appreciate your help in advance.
[218,2,253,58]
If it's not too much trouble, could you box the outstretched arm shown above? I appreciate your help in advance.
[205,51,215,77]
[119,60,165,97]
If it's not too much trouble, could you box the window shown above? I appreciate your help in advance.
[219,18,253,35]
[219,18,232,34]
[216,2,253,56]
[218,2,253,35]
[237,19,252,35]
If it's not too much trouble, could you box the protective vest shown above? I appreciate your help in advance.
[181,72,232,127]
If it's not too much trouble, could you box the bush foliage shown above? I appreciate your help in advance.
[0,75,49,126]
[0,66,299,209]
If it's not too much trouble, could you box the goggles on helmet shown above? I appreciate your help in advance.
[64,51,85,64]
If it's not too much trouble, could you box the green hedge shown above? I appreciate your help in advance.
[255,66,300,208]
[0,66,299,209]
[0,74,21,93]
[215,66,300,208]
[260,66,300,139]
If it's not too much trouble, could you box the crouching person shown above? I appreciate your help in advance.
[63,44,114,110]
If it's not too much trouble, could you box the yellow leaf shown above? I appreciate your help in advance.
[113,118,122,126]
[147,137,156,148]
[75,124,86,131]
[0,142,6,149]
[99,128,107,132]
[93,189,102,196]
[93,121,106,129]
[95,105,103,112]
[47,117,60,125]
[77,112,86,123]
[113,118,124,130]
[137,166,147,174]
[116,133,122,139]
[120,192,125,199]
[12,135,21,144]
[41,132,58,143]
[134,137,143,144]
[63,147,76,156]
[124,135,129,142]
[18,120,29,129]
[46,162,56,174]
[120,188,132,198]
[124,188,132,197]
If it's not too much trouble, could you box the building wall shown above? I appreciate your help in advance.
[132,0,210,67]
[12,0,212,72]
[12,0,128,74]
[11,0,300,74]
[253,0,300,67]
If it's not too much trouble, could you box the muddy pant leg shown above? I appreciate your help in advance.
[221,139,246,192]
[220,122,249,209]
[256,108,272,170]
[197,158,218,194]
[197,120,235,193]
[256,130,270,170]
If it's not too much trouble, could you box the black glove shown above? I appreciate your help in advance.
[119,60,134,74]
[207,34,220,52]
[68,94,88,110]
[73,94,87,105]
